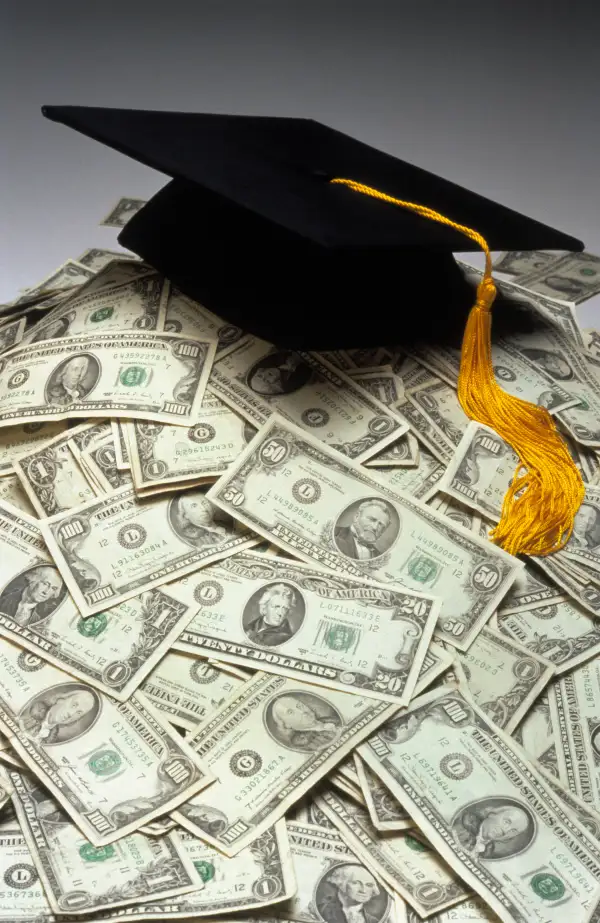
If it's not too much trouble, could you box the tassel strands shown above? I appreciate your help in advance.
[330,177,585,556]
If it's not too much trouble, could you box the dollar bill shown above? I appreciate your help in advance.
[517,252,600,305]
[0,318,26,355]
[112,419,131,469]
[15,260,95,303]
[552,661,600,808]
[76,248,138,272]
[139,817,178,837]
[315,787,469,917]
[14,424,98,517]
[512,691,559,778]
[20,274,168,345]
[406,898,500,923]
[413,642,455,697]
[100,197,147,228]
[40,482,258,615]
[560,487,600,578]
[207,416,523,650]
[359,686,600,923]
[0,819,54,920]
[452,626,554,733]
[0,476,37,518]
[282,820,397,923]
[164,287,245,354]
[408,379,470,453]
[353,753,413,832]
[0,421,67,477]
[79,431,133,493]
[0,635,212,843]
[209,340,408,463]
[172,672,397,855]
[535,552,600,617]
[9,769,199,914]
[497,597,600,673]
[0,503,195,696]
[349,366,405,408]
[0,331,218,428]
[398,399,454,465]
[141,652,248,730]
[372,445,446,503]
[366,432,420,469]
[125,396,249,489]
[409,341,579,416]
[438,424,518,522]
[172,550,440,706]
[498,562,566,614]
[493,251,562,278]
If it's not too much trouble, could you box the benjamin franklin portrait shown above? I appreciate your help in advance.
[451,797,535,860]
[169,490,233,549]
[519,348,574,382]
[315,862,389,923]
[19,682,101,745]
[0,565,66,627]
[573,503,600,551]
[334,498,399,561]
[264,691,343,752]
[242,581,305,647]
[45,353,100,405]
[246,350,312,397]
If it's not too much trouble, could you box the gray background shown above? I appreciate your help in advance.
[2,0,599,325]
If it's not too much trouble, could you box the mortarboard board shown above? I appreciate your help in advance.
[40,105,582,350]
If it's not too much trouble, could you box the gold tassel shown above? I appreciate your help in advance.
[330,177,585,556]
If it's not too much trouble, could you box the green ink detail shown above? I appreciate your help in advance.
[79,843,116,863]
[88,750,122,776]
[404,835,428,853]
[530,873,565,901]
[582,269,595,276]
[194,860,215,882]
[324,624,357,653]
[120,366,148,387]
[90,307,114,323]
[77,613,108,638]
[408,556,439,583]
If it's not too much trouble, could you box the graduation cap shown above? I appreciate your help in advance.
[41,104,585,559]
[41,105,582,350]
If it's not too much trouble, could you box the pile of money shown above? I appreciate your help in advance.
[0,202,600,923]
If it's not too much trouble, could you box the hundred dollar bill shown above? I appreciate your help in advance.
[535,552,600,618]
[76,248,139,271]
[359,686,600,923]
[0,476,37,517]
[281,821,396,923]
[10,770,199,915]
[0,420,67,477]
[14,424,98,517]
[498,562,565,615]
[209,340,408,463]
[0,502,194,697]
[0,331,217,428]
[172,550,440,706]
[452,626,554,733]
[497,597,600,673]
[409,340,579,416]
[512,690,559,778]
[141,652,248,731]
[552,661,600,808]
[407,378,470,453]
[125,397,249,490]
[353,753,413,832]
[100,197,147,228]
[0,819,54,921]
[0,635,212,844]
[315,787,469,917]
[164,287,245,354]
[20,274,167,346]
[0,317,26,355]
[372,445,446,503]
[40,484,258,616]
[172,672,397,856]
[517,252,600,305]
[438,423,516,522]
[207,416,523,650]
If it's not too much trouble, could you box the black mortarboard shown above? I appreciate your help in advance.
[41,105,583,349]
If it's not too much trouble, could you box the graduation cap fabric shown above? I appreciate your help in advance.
[41,105,582,350]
